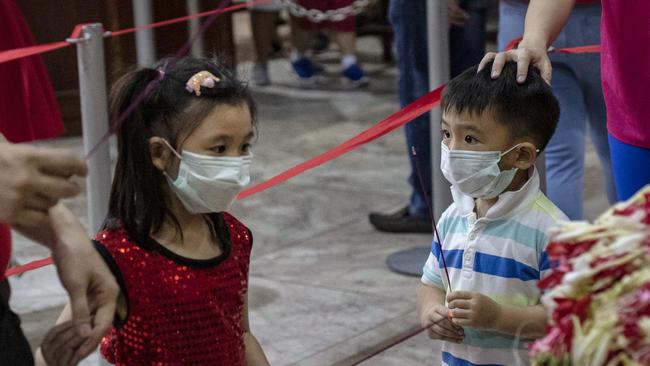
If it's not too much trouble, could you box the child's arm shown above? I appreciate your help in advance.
[35,293,126,365]
[242,293,270,366]
[446,291,547,339]
[417,283,464,343]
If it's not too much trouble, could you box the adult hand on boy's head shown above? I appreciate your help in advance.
[447,291,502,330]
[478,43,552,85]
[421,303,464,343]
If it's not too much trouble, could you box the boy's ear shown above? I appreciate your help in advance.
[149,137,173,172]
[512,142,538,170]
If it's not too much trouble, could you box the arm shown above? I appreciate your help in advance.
[417,283,464,343]
[447,291,547,339]
[242,294,270,366]
[479,0,576,84]
[36,291,126,366]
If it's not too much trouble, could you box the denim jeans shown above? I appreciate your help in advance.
[498,0,616,220]
[389,0,487,217]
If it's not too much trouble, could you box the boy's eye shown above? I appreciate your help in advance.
[213,145,227,153]
[442,130,451,139]
[464,135,477,144]
[242,143,252,153]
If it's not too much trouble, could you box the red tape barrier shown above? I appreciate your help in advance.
[0,0,271,65]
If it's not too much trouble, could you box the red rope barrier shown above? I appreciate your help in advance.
[0,0,271,65]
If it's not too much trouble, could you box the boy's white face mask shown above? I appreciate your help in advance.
[440,142,521,199]
[161,140,251,213]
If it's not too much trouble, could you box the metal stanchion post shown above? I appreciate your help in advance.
[72,23,112,365]
[428,0,452,219]
[187,0,205,58]
[133,0,156,66]
[74,23,112,235]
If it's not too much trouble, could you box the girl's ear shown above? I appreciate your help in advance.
[512,142,538,170]
[149,137,173,172]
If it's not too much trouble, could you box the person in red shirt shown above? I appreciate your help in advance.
[37,57,269,365]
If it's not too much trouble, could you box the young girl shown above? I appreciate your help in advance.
[35,57,269,365]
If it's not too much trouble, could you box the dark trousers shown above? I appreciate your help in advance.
[0,280,34,366]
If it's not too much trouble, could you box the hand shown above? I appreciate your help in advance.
[40,321,88,366]
[420,303,464,343]
[478,43,552,85]
[0,141,86,227]
[447,291,502,330]
[49,205,119,363]
[448,0,470,27]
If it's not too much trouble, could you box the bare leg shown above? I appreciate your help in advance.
[290,16,312,54]
[333,31,356,55]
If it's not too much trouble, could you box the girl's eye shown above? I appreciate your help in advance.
[213,145,227,154]
[242,143,252,153]
[442,130,451,139]
[464,135,477,144]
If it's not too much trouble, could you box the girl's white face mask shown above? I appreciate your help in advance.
[161,140,251,213]
[440,142,524,199]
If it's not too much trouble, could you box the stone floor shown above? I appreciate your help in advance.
[8,13,611,366]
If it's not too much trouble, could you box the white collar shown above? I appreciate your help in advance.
[450,167,540,220]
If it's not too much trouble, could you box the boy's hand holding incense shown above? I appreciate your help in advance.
[420,303,465,343]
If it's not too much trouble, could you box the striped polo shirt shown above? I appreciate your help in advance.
[421,168,568,366]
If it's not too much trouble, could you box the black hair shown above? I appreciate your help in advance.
[441,61,559,151]
[105,56,257,244]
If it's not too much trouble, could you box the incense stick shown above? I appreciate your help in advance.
[411,146,453,293]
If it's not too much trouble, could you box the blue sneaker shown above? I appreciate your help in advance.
[342,63,369,88]
[291,57,315,84]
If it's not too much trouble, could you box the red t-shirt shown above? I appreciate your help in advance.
[601,0,650,148]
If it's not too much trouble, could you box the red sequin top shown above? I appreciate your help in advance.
[95,213,252,365]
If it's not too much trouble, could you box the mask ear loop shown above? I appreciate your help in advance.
[159,139,183,181]
[160,139,183,160]
[500,144,541,158]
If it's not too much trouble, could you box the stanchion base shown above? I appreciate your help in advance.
[385,246,429,277]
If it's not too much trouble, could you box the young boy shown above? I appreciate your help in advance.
[418,61,567,366]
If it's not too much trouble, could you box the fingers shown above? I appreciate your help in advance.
[34,149,87,178]
[34,175,81,202]
[23,193,56,213]
[12,208,49,229]
[75,292,118,360]
[448,308,471,320]
[490,52,509,79]
[42,321,86,366]
[448,299,471,310]
[478,52,497,72]
[539,58,553,85]
[447,291,473,302]
[67,286,93,339]
[515,51,532,83]
[427,326,464,343]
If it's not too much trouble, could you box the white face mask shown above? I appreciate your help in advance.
[440,142,526,199]
[161,140,252,213]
